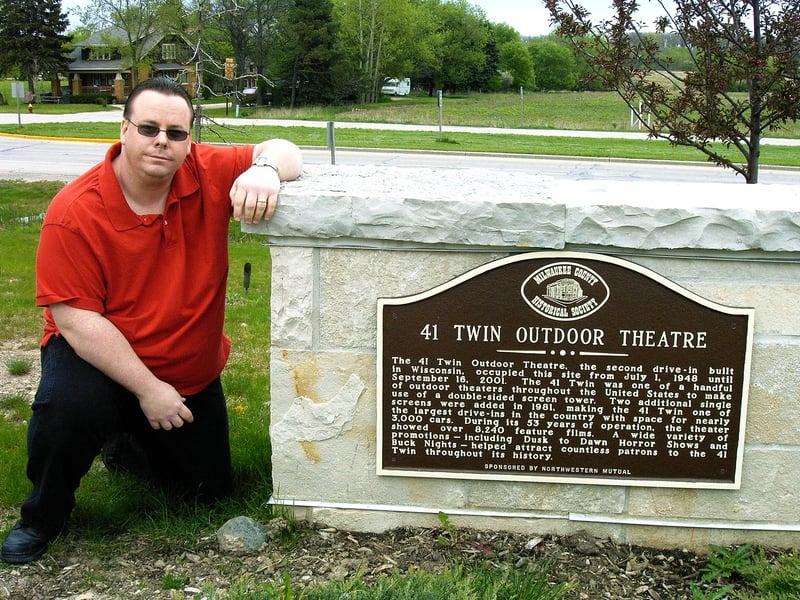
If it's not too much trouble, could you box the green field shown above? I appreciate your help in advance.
[2,84,799,169]
[3,180,800,599]
[2,81,800,599]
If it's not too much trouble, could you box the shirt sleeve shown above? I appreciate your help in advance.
[36,222,106,312]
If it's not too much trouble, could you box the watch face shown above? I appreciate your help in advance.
[253,156,279,176]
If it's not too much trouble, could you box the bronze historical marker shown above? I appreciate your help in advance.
[377,252,754,489]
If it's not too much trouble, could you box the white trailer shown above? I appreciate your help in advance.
[381,77,411,96]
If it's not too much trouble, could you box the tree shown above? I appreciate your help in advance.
[248,0,293,99]
[545,0,800,183]
[334,0,435,103]
[206,0,284,102]
[493,22,522,47]
[500,41,535,88]
[80,0,178,86]
[529,39,577,90]
[0,0,71,93]
[281,0,339,106]
[379,0,439,88]
[433,0,491,92]
[211,0,256,97]
[334,0,394,103]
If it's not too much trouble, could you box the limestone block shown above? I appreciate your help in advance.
[270,349,470,508]
[270,350,370,501]
[567,204,768,251]
[632,257,800,286]
[270,247,314,349]
[626,446,800,523]
[466,480,626,515]
[247,167,800,253]
[558,180,800,252]
[745,342,800,444]
[306,507,585,539]
[630,259,800,336]
[245,165,565,248]
[257,165,800,549]
[318,250,504,350]
[685,285,800,336]
[308,507,444,534]
[620,525,800,552]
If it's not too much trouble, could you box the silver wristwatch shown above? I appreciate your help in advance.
[252,155,280,178]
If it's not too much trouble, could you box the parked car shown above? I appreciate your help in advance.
[381,77,411,96]
[239,87,258,105]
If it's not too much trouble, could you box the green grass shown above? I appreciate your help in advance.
[0,180,62,342]
[2,91,799,168]
[2,142,800,595]
[4,120,800,168]
[201,562,571,599]
[0,392,31,503]
[218,90,800,138]
[4,358,32,376]
[692,544,800,600]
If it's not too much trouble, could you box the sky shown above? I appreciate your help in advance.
[470,0,555,37]
[470,0,670,38]
[59,0,667,38]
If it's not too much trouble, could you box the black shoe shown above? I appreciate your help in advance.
[1,520,52,564]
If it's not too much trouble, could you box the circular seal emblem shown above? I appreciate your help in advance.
[520,262,609,321]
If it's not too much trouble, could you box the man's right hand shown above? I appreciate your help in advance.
[49,303,195,431]
[136,380,195,430]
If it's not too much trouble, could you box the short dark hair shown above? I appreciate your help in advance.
[123,77,195,125]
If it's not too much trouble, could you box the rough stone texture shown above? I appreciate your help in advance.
[247,165,800,252]
[251,164,800,551]
[216,516,267,554]
[746,343,800,445]
[250,165,564,248]
[319,250,503,350]
[270,247,314,349]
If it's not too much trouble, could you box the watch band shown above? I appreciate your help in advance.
[252,155,280,178]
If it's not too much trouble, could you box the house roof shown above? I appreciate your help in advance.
[67,26,168,73]
[152,63,185,71]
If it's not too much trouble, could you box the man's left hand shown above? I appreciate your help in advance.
[230,166,280,224]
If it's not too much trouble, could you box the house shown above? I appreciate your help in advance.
[66,27,198,102]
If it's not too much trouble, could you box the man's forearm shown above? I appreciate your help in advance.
[250,138,303,182]
[50,303,161,397]
[48,303,193,430]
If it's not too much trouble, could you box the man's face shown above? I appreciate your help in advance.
[119,90,193,182]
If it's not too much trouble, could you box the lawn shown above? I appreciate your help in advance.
[3,89,800,169]
[2,86,800,597]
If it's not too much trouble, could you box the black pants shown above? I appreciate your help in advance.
[20,335,233,537]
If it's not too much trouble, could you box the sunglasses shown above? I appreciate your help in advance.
[127,119,190,142]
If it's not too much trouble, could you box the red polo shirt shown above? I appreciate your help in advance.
[36,141,254,395]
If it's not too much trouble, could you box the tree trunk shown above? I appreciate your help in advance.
[290,57,299,109]
[746,137,760,184]
[746,0,762,185]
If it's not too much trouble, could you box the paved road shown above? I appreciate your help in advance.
[4,135,799,185]
[1,110,799,184]
[3,106,800,144]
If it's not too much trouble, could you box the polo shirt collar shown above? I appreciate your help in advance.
[101,142,201,231]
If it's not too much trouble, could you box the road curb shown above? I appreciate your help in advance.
[0,132,117,143]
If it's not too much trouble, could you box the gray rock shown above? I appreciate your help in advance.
[217,516,267,554]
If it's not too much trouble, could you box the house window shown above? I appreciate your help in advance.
[89,47,112,61]
[162,43,177,61]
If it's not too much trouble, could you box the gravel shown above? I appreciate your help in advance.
[1,341,718,599]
